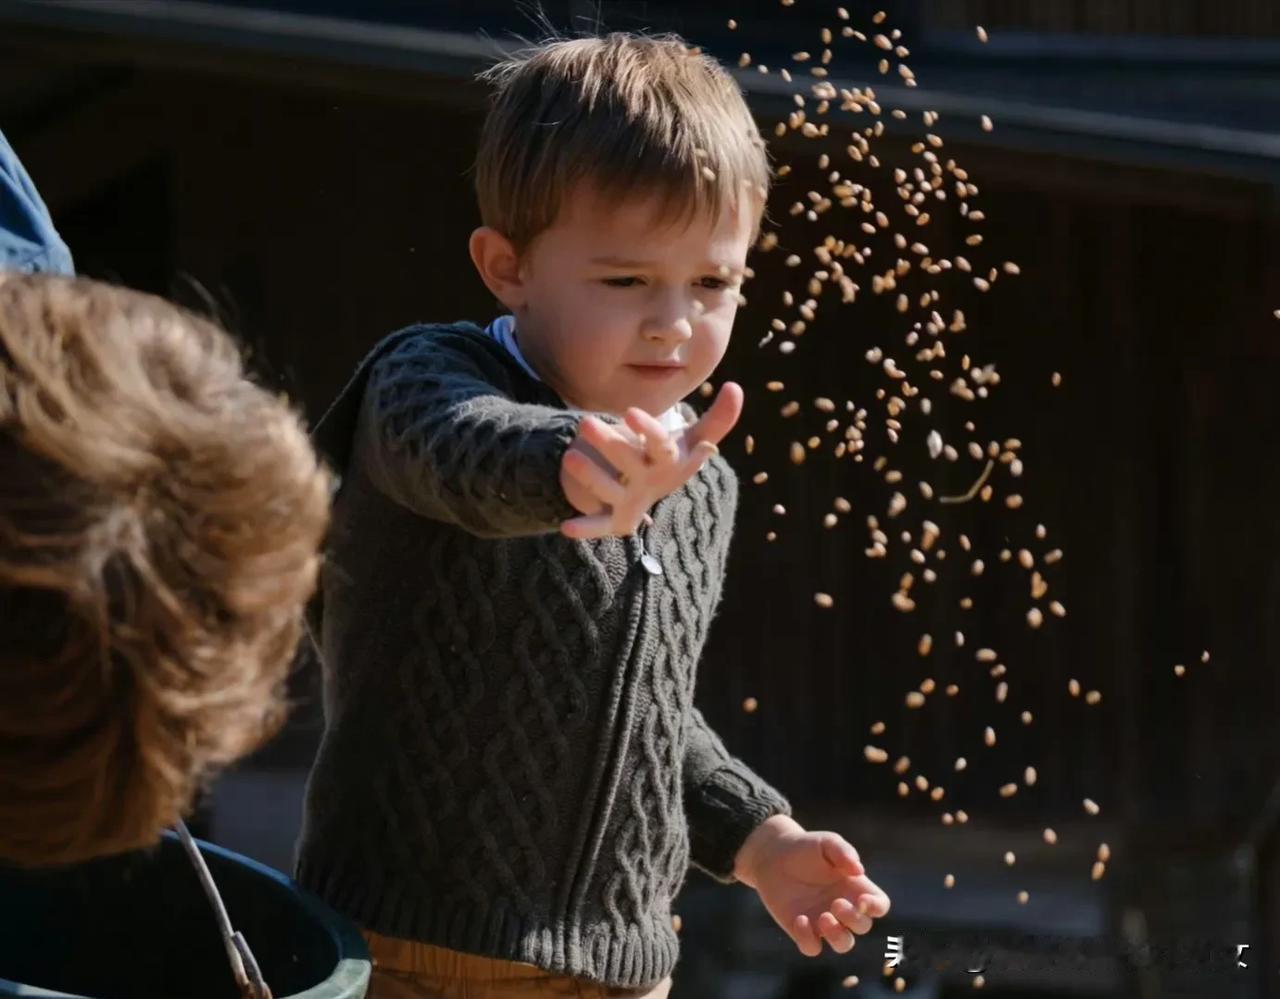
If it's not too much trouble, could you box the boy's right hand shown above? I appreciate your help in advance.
[559,382,743,540]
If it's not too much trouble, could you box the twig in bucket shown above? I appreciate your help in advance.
[938,459,995,505]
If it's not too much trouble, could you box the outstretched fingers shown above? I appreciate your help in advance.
[790,914,823,958]
[561,448,626,508]
[686,381,743,453]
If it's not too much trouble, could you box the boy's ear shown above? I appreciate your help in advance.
[469,227,526,311]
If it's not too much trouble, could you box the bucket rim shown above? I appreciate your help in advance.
[0,833,371,999]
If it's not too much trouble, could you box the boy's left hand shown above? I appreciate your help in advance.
[733,815,891,957]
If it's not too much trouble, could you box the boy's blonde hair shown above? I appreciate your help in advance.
[475,32,770,250]
[0,274,330,867]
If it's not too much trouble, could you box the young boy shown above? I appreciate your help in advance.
[298,33,890,998]
[0,272,330,867]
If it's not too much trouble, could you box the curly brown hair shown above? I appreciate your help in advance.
[0,273,330,867]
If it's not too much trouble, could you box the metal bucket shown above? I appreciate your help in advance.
[0,830,369,998]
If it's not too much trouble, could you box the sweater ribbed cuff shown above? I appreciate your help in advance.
[686,765,791,884]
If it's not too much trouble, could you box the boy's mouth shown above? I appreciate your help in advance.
[626,363,685,379]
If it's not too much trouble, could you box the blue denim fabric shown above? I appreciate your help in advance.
[0,129,73,275]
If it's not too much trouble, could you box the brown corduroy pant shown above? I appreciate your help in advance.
[363,931,674,999]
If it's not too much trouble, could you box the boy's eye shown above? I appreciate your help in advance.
[602,277,641,288]
[698,276,734,290]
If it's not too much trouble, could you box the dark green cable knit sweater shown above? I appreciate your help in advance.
[296,322,789,988]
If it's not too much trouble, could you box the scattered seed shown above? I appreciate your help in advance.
[752,471,767,485]
[672,913,683,931]
[1092,860,1107,881]
[1044,828,1058,845]
[977,25,989,42]
[1022,711,1033,725]
[1068,679,1081,698]
[956,809,969,823]
[865,745,889,764]
[981,115,993,132]
[1084,798,1100,816]
[955,757,967,771]
[1018,890,1030,905]
[984,726,996,747]
[1097,843,1111,862]
[1026,607,1044,629]
[1085,690,1102,705]
[1025,766,1037,786]
[944,874,955,888]
[1201,650,1211,663]
[743,697,758,713]
[918,633,933,656]
[906,691,926,709]
[1004,851,1016,866]
[1000,783,1017,798]
[1174,664,1186,677]
[815,592,834,608]
[842,975,859,989]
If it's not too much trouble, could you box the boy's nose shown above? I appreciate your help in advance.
[642,312,694,345]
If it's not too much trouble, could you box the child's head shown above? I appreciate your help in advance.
[470,33,769,418]
[0,273,330,867]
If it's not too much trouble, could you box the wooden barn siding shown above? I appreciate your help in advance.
[922,0,1280,36]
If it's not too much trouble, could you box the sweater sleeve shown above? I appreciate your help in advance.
[683,707,791,883]
[352,331,583,538]
[682,459,790,882]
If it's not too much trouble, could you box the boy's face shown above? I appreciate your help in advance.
[510,186,757,418]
